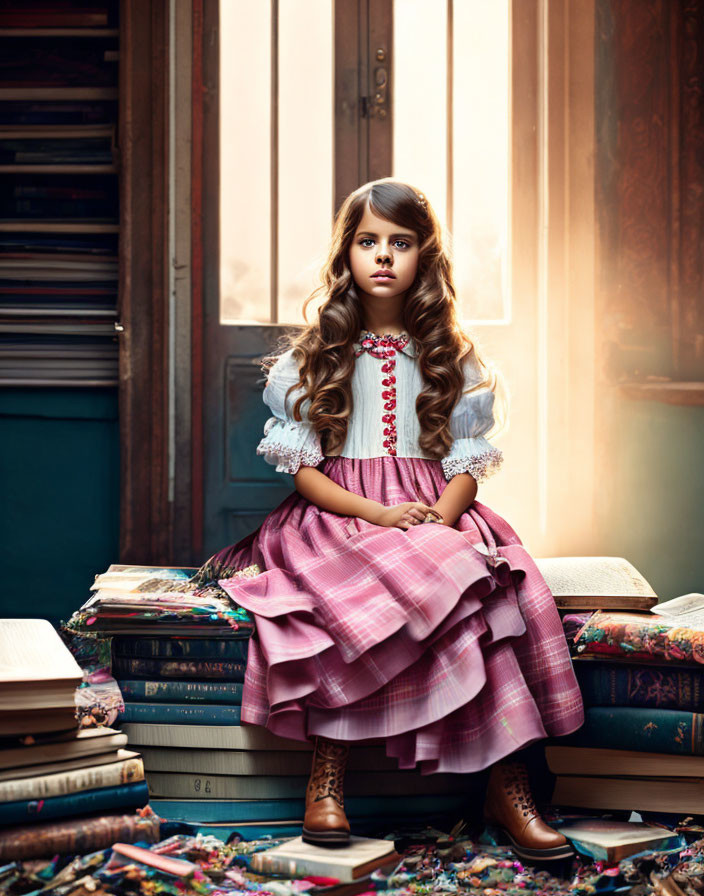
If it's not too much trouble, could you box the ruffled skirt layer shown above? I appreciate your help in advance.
[210,456,584,774]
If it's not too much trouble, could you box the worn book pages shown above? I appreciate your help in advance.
[554,818,679,862]
[251,836,397,882]
[651,593,704,626]
[535,556,657,609]
[0,619,82,687]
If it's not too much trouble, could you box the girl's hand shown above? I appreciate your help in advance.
[373,501,443,530]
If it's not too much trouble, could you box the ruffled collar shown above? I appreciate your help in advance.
[353,329,419,358]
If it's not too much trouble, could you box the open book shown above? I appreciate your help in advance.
[650,592,704,627]
[534,556,657,610]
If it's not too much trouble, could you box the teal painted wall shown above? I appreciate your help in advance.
[595,392,704,603]
[0,388,120,625]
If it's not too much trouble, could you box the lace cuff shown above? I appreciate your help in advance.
[441,436,503,483]
[256,415,324,475]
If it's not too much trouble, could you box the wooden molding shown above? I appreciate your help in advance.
[118,0,171,563]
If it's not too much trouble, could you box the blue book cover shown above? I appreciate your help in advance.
[150,792,468,823]
[117,702,242,725]
[566,706,704,755]
[117,679,244,705]
[112,637,249,661]
[0,780,149,826]
[576,661,704,710]
[112,657,246,681]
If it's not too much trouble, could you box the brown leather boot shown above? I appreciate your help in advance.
[483,759,573,862]
[301,737,351,847]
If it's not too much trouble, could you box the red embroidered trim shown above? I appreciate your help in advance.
[355,331,410,458]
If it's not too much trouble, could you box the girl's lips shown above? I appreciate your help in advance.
[372,272,396,280]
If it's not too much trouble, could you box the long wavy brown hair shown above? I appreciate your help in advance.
[263,177,507,459]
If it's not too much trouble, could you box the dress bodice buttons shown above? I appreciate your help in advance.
[354,331,411,457]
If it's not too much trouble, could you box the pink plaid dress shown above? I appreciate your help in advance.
[211,332,584,773]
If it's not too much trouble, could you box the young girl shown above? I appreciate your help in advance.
[200,178,584,862]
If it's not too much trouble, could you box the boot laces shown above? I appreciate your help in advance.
[307,738,349,808]
[504,762,538,818]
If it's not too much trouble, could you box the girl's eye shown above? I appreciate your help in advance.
[358,238,410,249]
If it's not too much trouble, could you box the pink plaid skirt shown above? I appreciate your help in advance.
[214,456,584,774]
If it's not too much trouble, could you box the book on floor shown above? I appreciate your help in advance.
[250,836,399,882]
[0,811,161,863]
[533,556,657,610]
[554,817,680,862]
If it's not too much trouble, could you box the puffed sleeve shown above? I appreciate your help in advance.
[441,357,504,483]
[255,348,324,475]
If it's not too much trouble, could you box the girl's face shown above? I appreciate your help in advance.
[348,205,420,305]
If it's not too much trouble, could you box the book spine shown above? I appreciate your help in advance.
[0,756,144,804]
[571,707,704,755]
[111,657,246,681]
[149,793,467,823]
[576,662,704,710]
[117,679,244,704]
[112,637,249,660]
[117,703,242,725]
[0,780,149,825]
[0,812,160,863]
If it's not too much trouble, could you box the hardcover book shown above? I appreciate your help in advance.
[250,836,398,883]
[534,556,657,610]
[554,818,680,862]
[564,706,704,755]
[575,660,704,710]
[0,811,160,863]
[552,775,704,815]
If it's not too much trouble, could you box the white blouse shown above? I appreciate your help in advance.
[256,333,503,483]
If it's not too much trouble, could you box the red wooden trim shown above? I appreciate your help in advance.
[191,0,204,557]
[118,0,171,564]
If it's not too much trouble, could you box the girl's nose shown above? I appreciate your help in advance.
[376,246,392,264]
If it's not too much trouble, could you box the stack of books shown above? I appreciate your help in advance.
[127,719,478,839]
[541,560,704,816]
[66,563,256,728]
[0,619,150,858]
[66,563,481,837]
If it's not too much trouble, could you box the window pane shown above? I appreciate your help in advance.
[219,0,272,324]
[392,0,510,324]
[452,0,510,323]
[278,0,334,326]
[219,0,333,326]
[392,0,448,225]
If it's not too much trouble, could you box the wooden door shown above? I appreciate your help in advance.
[196,0,596,562]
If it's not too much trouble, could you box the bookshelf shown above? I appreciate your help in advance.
[0,2,121,387]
